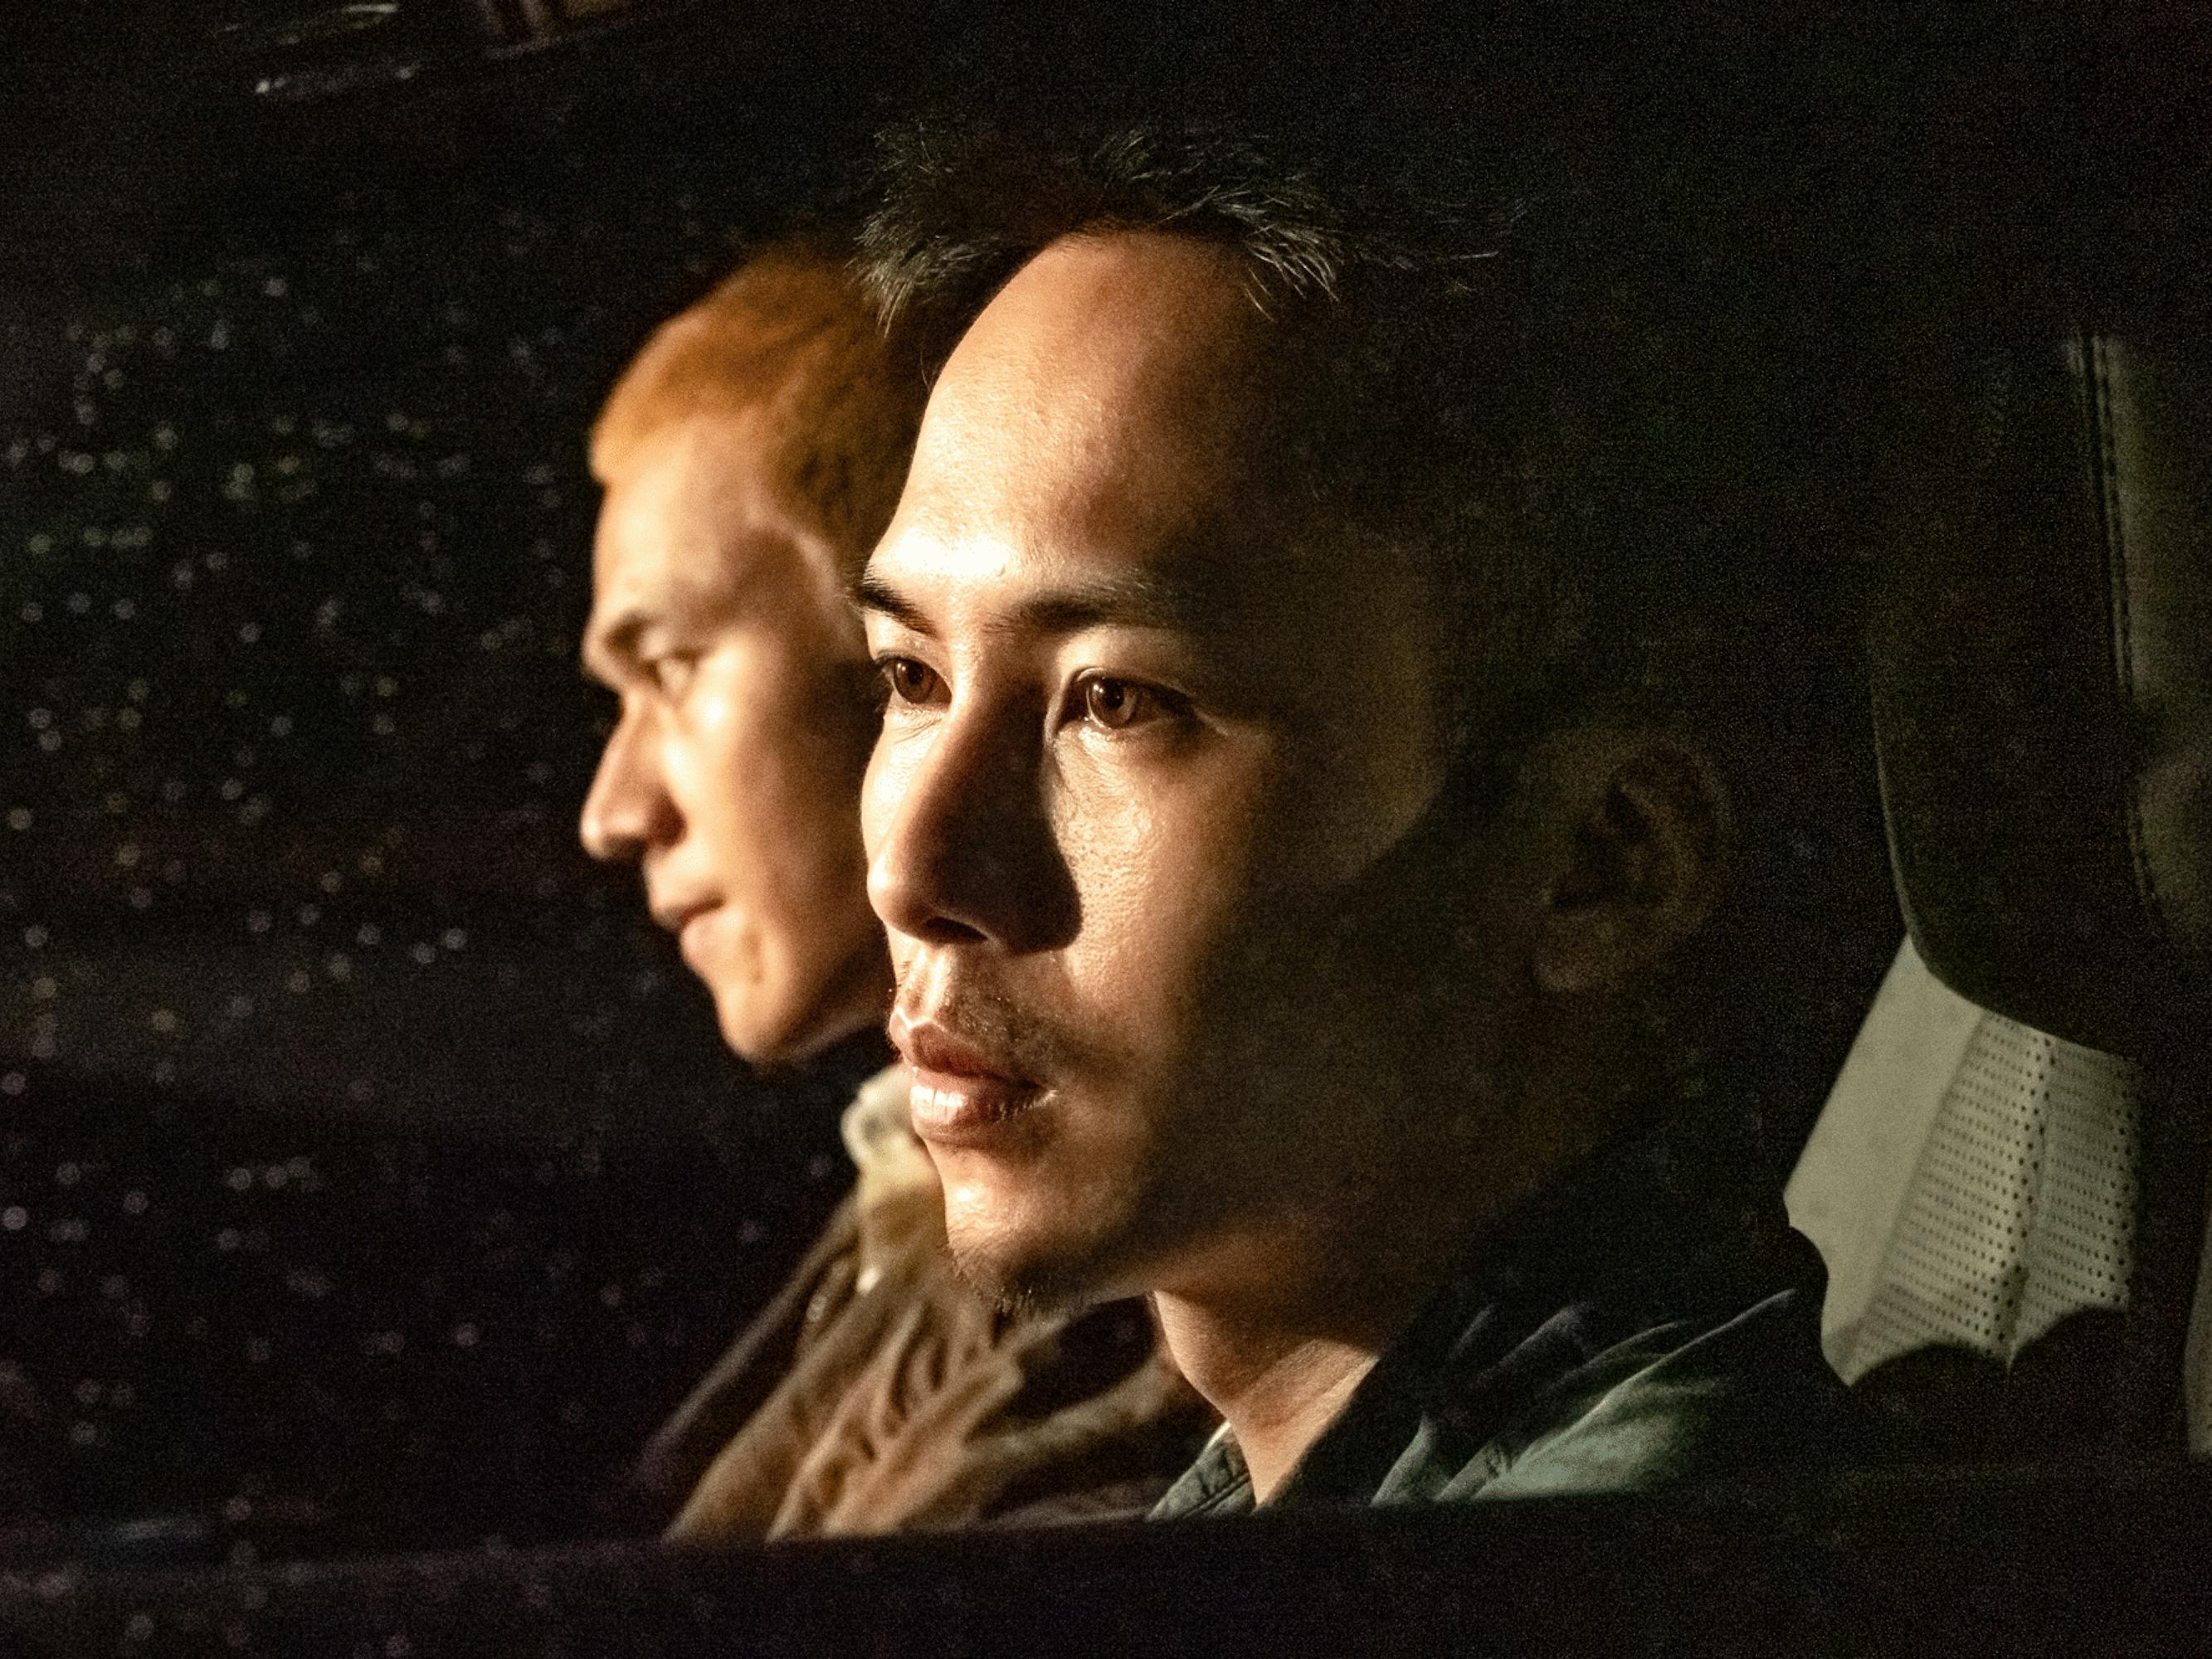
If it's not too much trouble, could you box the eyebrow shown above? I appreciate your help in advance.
[581,565,752,681]
[580,608,648,682]
[855,563,1220,640]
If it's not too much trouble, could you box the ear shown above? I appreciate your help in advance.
[1529,729,1730,997]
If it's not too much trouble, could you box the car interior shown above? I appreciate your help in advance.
[0,2,2206,1652]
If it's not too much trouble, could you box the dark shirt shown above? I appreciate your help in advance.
[1154,1116,1851,1517]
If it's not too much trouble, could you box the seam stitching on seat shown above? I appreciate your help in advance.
[2088,332,2173,961]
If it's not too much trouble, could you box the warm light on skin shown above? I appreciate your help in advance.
[581,411,889,1066]
[859,232,1455,1317]
[858,228,1733,1502]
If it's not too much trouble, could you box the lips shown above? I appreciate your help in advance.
[891,1014,1045,1150]
[649,893,722,965]
[650,890,716,935]
[675,909,723,973]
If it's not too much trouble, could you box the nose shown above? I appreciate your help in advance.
[866,706,1079,955]
[579,703,681,863]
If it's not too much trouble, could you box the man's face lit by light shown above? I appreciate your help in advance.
[860,231,1459,1310]
[581,409,887,1067]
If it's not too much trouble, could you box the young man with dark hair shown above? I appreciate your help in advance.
[580,237,1208,1537]
[852,128,1855,1512]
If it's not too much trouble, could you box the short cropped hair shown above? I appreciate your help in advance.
[858,122,1892,1214]
[857,124,1601,752]
[591,236,927,584]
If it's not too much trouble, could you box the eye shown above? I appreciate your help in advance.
[876,654,945,708]
[645,654,698,701]
[1076,674,1172,732]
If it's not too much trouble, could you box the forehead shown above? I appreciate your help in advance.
[588,412,804,626]
[879,232,1289,605]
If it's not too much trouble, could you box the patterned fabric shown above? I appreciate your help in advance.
[1154,1115,1851,1518]
[631,1068,1215,1540]
[1786,938,2141,1384]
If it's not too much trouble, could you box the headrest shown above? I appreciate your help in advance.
[1787,938,2141,1385]
[1870,321,2212,1057]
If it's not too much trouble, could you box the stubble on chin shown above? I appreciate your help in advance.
[940,1218,1108,1324]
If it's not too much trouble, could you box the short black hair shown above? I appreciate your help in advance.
[855,119,1898,1207]
[857,119,1597,755]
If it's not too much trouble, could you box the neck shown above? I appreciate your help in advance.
[1145,1190,1466,1501]
[1150,1294,1389,1502]
[1148,1034,1639,1501]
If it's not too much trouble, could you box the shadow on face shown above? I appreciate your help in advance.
[858,231,1463,1309]
[858,229,1735,1316]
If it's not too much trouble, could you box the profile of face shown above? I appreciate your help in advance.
[861,231,1727,1313]
[582,409,889,1066]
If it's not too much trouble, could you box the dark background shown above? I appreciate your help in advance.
[0,0,928,1554]
[0,0,2204,1564]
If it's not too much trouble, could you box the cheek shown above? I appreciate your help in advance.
[682,655,870,906]
[658,677,756,835]
[859,729,917,865]
[1050,755,1270,1027]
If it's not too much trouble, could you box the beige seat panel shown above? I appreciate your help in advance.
[1788,939,2140,1385]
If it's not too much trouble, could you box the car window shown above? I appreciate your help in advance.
[0,6,896,1556]
[3,0,2195,1614]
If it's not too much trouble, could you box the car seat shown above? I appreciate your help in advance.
[1790,304,2210,1455]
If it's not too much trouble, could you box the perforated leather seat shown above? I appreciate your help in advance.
[1791,304,2210,1452]
[1791,940,2140,1387]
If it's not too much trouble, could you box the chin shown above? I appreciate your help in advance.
[940,1189,1128,1320]
[708,961,885,1070]
[943,1237,1099,1321]
[708,980,815,1068]
[703,929,884,1070]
